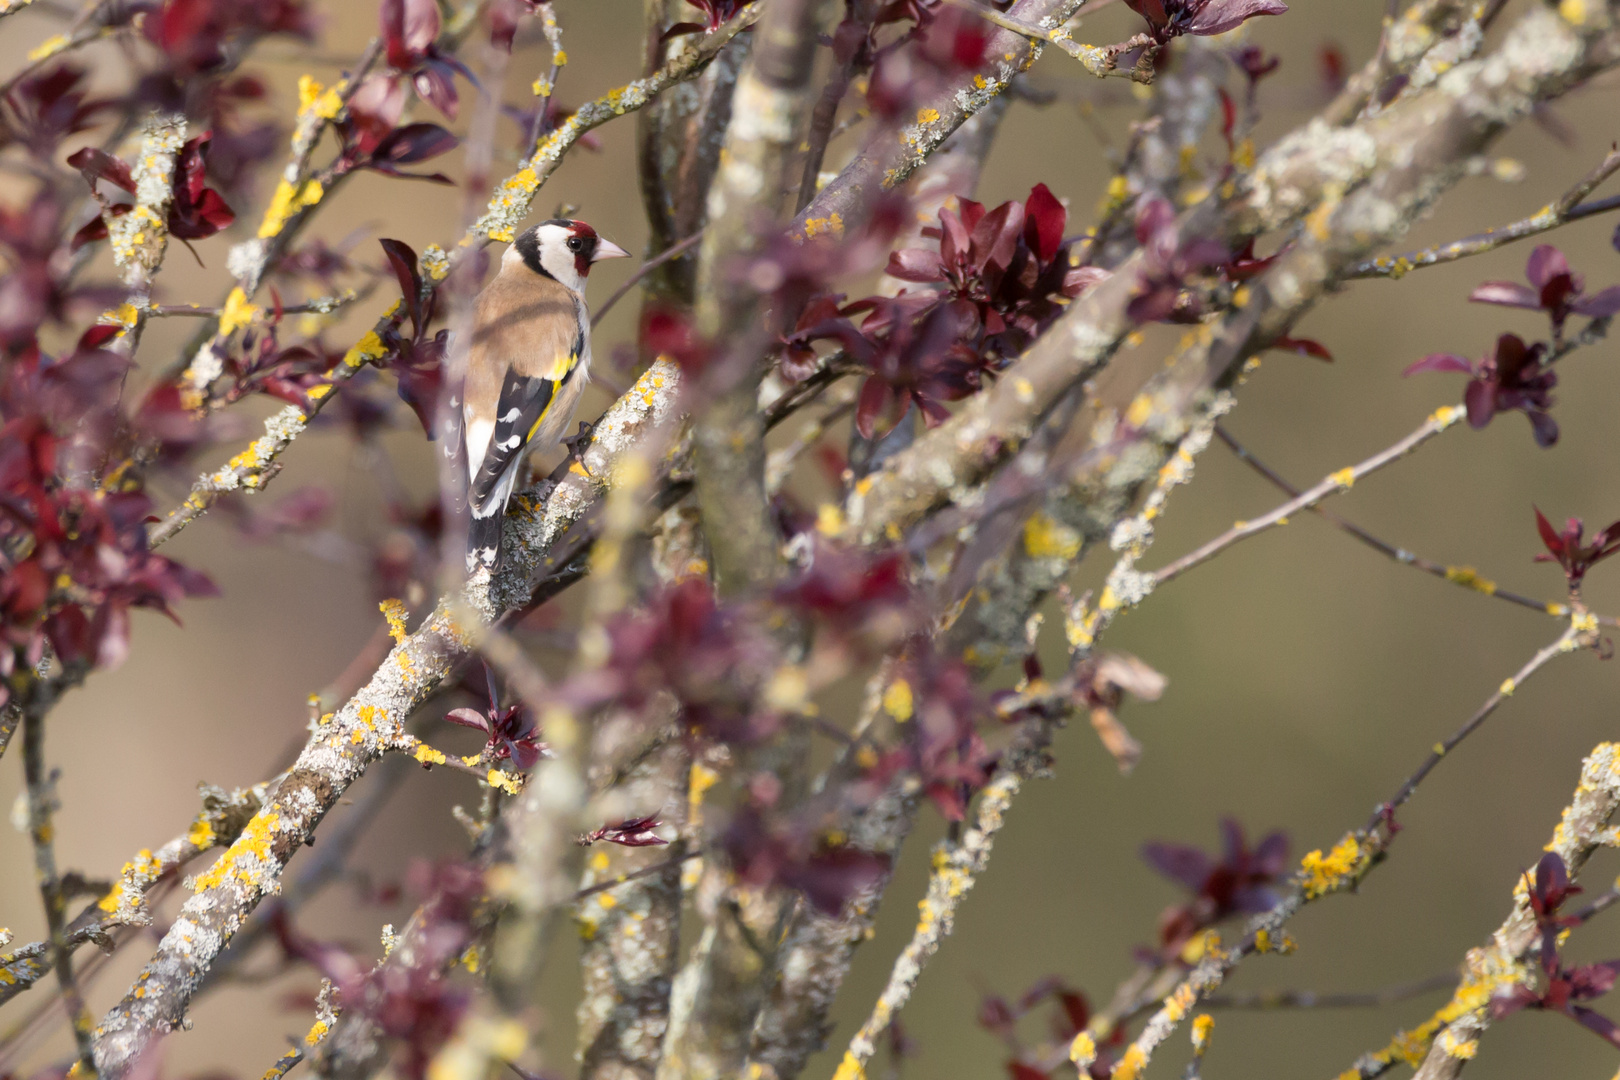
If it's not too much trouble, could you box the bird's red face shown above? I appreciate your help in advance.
[564,221,630,278]
[512,219,630,291]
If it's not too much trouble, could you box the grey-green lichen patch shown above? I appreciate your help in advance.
[107,112,187,286]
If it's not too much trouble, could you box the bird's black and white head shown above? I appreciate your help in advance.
[505,219,629,293]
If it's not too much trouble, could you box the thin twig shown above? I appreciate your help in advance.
[592,231,705,327]
[1202,972,1456,1010]
[1097,622,1593,1080]
[1212,424,1619,626]
[571,849,705,902]
[21,697,97,1075]
[148,291,363,320]
[1571,885,1620,926]
[1153,405,1467,586]
[940,0,1156,81]
[1370,621,1591,830]
[0,0,121,98]
[1347,144,1620,279]
[1342,742,1620,1080]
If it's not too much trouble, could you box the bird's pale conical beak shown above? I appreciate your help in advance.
[592,239,631,262]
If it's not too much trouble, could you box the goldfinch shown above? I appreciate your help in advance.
[455,218,629,569]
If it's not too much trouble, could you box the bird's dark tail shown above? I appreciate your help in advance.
[467,511,502,571]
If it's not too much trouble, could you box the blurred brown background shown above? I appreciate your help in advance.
[2,1,1619,1077]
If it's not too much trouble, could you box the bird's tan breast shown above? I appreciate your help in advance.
[464,269,581,417]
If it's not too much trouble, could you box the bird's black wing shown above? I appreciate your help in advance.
[468,366,566,512]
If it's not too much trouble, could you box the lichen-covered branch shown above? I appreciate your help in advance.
[1096,621,1592,1080]
[1152,404,1466,586]
[943,0,1155,82]
[791,0,1086,241]
[473,3,760,244]
[0,781,265,1006]
[1351,742,1620,1080]
[1213,424,1613,623]
[91,361,682,1079]
[828,766,1021,1080]
[1347,143,1620,279]
[844,2,1620,548]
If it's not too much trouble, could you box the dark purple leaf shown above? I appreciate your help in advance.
[1140,842,1212,892]
[445,707,491,734]
[413,63,459,120]
[1184,0,1288,35]
[1528,409,1559,447]
[382,0,440,68]
[1024,182,1066,265]
[379,238,423,335]
[1573,285,1620,319]
[1464,379,1494,429]
[1526,244,1569,290]
[885,248,946,283]
[373,122,459,165]
[855,375,897,440]
[65,146,135,193]
[582,816,669,847]
[1269,336,1332,361]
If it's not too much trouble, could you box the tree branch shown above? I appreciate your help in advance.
[1347,143,1620,279]
[91,362,683,1079]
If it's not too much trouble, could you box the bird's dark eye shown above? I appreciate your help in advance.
[566,237,584,251]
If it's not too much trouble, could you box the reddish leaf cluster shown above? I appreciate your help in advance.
[579,816,668,847]
[980,978,1123,1080]
[376,238,451,434]
[145,0,315,77]
[1533,507,1620,592]
[0,193,120,352]
[566,576,780,743]
[860,657,995,821]
[1471,244,1620,340]
[1492,853,1620,1049]
[722,778,891,914]
[68,132,237,250]
[787,185,1105,439]
[775,540,917,652]
[1,63,112,157]
[885,183,1105,355]
[0,412,216,682]
[210,317,342,413]
[1128,197,1229,324]
[380,0,474,119]
[334,76,460,187]
[1405,333,1558,446]
[1124,0,1288,45]
[1141,817,1288,958]
[445,662,547,769]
